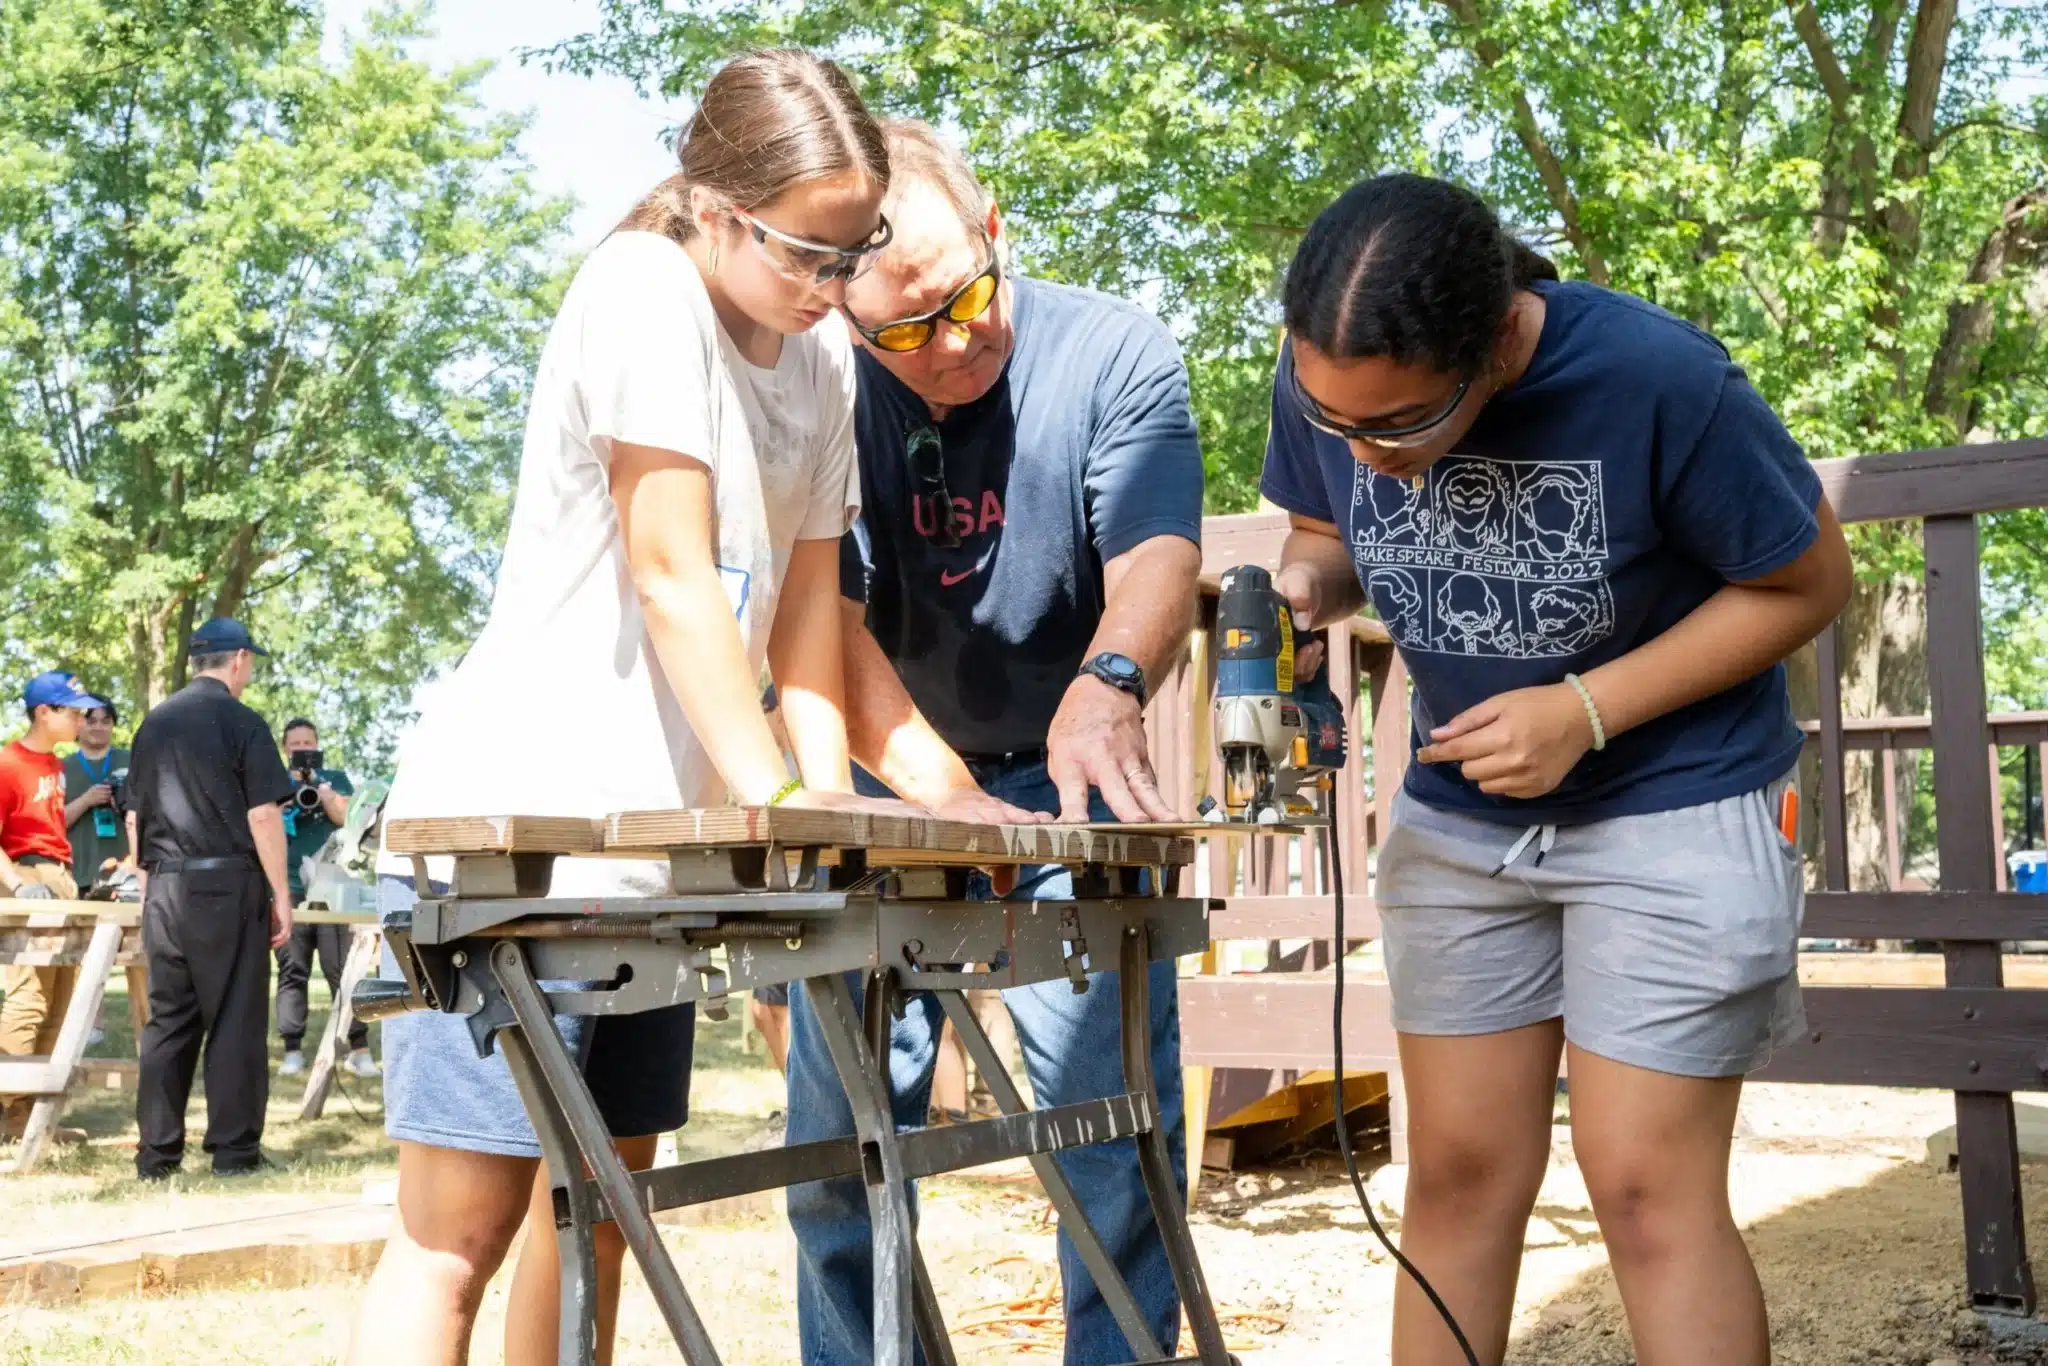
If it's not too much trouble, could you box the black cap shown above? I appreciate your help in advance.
[187,617,269,657]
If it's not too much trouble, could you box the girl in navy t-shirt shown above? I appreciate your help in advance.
[1263,173,1851,1365]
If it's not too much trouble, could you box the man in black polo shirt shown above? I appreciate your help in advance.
[127,618,295,1179]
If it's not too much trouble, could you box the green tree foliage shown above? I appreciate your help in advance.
[554,0,2048,486]
[0,0,569,763]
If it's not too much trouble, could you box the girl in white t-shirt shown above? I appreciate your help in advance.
[349,50,912,1366]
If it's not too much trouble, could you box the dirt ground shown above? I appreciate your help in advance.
[5,981,2047,1364]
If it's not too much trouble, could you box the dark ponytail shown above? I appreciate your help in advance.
[1283,173,1556,375]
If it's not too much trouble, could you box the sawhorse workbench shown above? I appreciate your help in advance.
[362,806,1239,1366]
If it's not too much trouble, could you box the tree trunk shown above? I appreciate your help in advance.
[1836,559,1929,892]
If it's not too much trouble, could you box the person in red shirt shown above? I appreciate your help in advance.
[0,670,106,1137]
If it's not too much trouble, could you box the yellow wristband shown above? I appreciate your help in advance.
[1563,673,1606,752]
[766,777,802,807]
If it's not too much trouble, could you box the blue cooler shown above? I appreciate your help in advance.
[2011,851,2048,894]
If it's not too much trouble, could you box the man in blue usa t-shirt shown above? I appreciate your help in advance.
[783,119,1203,1366]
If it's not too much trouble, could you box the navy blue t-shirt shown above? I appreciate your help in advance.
[1261,280,1822,824]
[843,276,1204,756]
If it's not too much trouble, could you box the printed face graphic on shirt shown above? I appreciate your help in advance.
[1349,456,1615,660]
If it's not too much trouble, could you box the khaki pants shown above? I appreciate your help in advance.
[2,863,81,1132]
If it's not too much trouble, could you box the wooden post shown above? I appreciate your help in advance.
[1990,744,2009,890]
[1816,622,1850,892]
[125,965,149,1037]
[1881,748,1904,891]
[1924,515,2035,1314]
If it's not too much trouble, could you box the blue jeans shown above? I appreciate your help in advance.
[786,756,1185,1365]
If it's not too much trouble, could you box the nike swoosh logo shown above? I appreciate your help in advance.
[939,549,996,588]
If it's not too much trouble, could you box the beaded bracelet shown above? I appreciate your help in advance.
[766,776,803,807]
[1563,672,1607,752]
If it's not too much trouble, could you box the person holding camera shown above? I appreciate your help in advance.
[0,670,107,1140]
[62,701,131,890]
[273,718,370,1078]
[127,618,296,1179]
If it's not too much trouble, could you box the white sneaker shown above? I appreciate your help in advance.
[278,1050,307,1076]
[343,1049,380,1078]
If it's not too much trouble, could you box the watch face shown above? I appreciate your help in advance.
[1103,656,1137,679]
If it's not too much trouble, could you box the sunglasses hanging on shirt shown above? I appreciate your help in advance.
[906,424,961,548]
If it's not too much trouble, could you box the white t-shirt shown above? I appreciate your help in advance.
[378,232,860,894]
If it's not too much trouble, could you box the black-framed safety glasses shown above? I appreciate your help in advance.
[906,424,960,547]
[733,209,894,285]
[843,256,1003,353]
[1287,352,1473,449]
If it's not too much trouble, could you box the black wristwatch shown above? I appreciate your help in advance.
[1079,652,1147,706]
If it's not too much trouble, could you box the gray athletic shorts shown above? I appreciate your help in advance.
[1375,773,1805,1078]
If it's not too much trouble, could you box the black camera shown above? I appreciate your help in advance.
[288,748,326,814]
[107,767,129,814]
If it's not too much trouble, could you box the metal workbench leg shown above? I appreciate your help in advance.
[492,941,725,1366]
[499,1024,600,1366]
[863,972,959,1366]
[1120,926,1231,1366]
[934,989,1167,1361]
[807,970,918,1366]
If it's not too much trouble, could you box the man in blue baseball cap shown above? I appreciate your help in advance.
[127,618,294,1177]
[0,670,108,1138]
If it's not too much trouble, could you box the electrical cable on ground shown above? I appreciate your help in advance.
[1328,817,1481,1366]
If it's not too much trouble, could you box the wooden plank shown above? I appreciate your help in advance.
[1756,987,2048,1092]
[1993,743,2011,891]
[1802,891,2048,941]
[1207,1068,1389,1132]
[1369,646,1408,855]
[1814,438,2048,524]
[1923,514,2035,1313]
[1798,953,2048,988]
[0,1060,69,1095]
[299,926,381,1121]
[1816,621,1849,892]
[1215,1070,1389,1167]
[1329,621,1363,900]
[1208,895,1380,942]
[383,815,606,856]
[0,923,143,967]
[604,807,1195,868]
[1179,975,1399,1070]
[1,1203,392,1303]
[1797,711,2048,750]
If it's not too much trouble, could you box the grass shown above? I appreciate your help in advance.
[2,976,395,1254]
[0,979,806,1365]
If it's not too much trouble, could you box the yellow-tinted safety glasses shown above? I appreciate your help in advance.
[843,257,1002,353]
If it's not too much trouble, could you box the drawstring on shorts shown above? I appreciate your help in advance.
[1490,823,1557,878]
